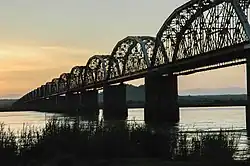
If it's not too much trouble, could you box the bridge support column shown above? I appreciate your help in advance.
[246,57,250,136]
[55,96,67,113]
[80,90,99,116]
[65,92,81,115]
[103,83,127,120]
[24,101,39,111]
[145,73,179,124]
[39,98,57,112]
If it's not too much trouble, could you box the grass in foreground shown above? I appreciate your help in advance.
[0,118,247,165]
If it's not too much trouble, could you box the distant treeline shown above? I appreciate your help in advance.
[98,84,247,103]
[0,99,16,108]
[0,84,247,109]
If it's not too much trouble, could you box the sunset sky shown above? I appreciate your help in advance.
[0,0,247,98]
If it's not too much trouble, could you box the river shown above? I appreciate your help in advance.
[0,106,247,131]
[0,106,249,157]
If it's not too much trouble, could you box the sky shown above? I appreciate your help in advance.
[0,0,247,98]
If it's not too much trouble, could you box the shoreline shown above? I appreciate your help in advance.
[0,102,246,112]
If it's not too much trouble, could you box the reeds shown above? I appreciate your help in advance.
[0,117,247,165]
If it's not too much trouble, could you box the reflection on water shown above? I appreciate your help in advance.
[179,107,246,130]
[126,107,247,130]
[0,107,247,133]
[0,106,249,157]
[0,106,247,131]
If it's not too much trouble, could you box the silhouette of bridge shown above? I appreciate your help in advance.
[13,0,250,134]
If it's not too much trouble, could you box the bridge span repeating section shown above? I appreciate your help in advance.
[13,0,250,135]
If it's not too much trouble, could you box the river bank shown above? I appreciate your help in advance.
[0,117,248,165]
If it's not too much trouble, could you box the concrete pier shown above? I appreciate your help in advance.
[54,96,67,113]
[65,92,81,114]
[38,98,56,112]
[80,90,99,116]
[145,73,179,124]
[103,83,127,120]
[23,101,39,111]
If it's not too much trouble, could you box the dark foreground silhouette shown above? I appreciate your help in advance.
[0,118,249,166]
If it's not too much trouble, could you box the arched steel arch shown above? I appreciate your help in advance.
[84,55,110,85]
[14,0,250,104]
[58,73,70,92]
[69,66,86,89]
[51,78,60,94]
[40,85,46,97]
[152,0,250,66]
[30,91,34,100]
[34,88,39,99]
[45,82,53,97]
[107,36,160,79]
[23,92,29,101]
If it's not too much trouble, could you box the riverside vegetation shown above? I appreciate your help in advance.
[0,118,249,166]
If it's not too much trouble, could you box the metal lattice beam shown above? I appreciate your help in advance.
[153,0,250,66]
[107,36,157,79]
[84,55,110,85]
[69,66,86,89]
[15,0,250,104]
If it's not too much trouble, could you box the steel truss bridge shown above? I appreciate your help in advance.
[14,0,250,105]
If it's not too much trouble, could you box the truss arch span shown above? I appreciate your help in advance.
[153,0,250,66]
[84,55,110,85]
[70,66,86,89]
[35,88,40,99]
[51,78,60,94]
[107,36,160,79]
[58,73,70,92]
[40,85,46,97]
[45,82,53,97]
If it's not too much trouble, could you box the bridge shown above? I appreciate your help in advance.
[13,0,250,134]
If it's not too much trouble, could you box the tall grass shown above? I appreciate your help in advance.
[174,131,240,161]
[0,118,247,165]
[0,123,18,165]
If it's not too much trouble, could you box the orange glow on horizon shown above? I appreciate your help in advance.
[0,42,103,98]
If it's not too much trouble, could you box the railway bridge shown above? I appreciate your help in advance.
[13,0,250,134]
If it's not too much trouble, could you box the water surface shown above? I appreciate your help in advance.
[0,106,246,131]
[0,106,249,157]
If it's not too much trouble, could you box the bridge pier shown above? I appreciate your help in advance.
[145,73,179,124]
[23,101,39,111]
[54,96,68,113]
[79,90,99,117]
[246,57,250,136]
[103,83,127,120]
[38,98,56,112]
[65,92,81,115]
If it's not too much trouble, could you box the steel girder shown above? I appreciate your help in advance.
[84,55,110,85]
[70,66,85,89]
[51,78,60,94]
[45,82,52,97]
[58,73,70,92]
[16,0,250,103]
[107,36,157,79]
[153,0,250,66]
